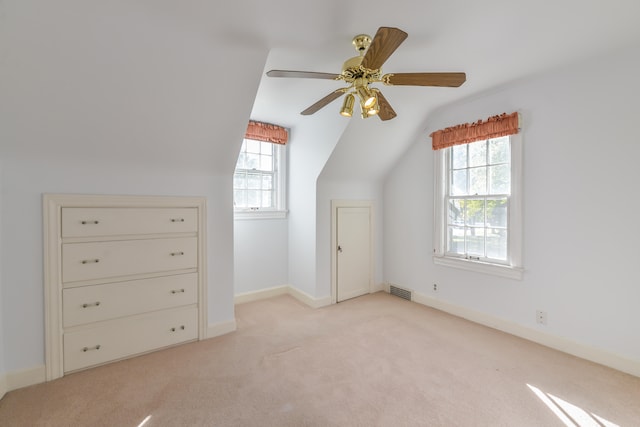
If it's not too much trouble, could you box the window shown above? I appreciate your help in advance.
[434,135,523,279]
[234,138,287,219]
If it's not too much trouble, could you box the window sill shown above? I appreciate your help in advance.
[234,210,288,220]
[433,255,523,280]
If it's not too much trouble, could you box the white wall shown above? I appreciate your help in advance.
[383,45,640,364]
[287,119,348,297]
[0,162,5,392]
[234,218,289,294]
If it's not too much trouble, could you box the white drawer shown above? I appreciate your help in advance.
[63,306,198,373]
[63,273,198,327]
[62,207,198,238]
[62,237,197,284]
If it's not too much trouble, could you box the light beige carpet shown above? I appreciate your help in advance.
[1,292,639,426]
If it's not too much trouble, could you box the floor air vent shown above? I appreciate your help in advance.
[389,285,412,301]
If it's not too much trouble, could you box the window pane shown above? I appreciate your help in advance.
[489,137,509,164]
[448,226,465,254]
[236,152,246,169]
[260,154,273,171]
[246,153,259,169]
[489,164,510,194]
[246,139,261,153]
[262,190,273,208]
[487,198,508,228]
[469,167,487,195]
[466,199,485,226]
[261,141,273,155]
[451,170,467,196]
[247,173,261,189]
[233,172,246,189]
[448,199,465,226]
[234,190,247,208]
[466,227,485,256]
[486,228,507,260]
[262,174,273,190]
[452,145,467,169]
[469,141,487,167]
[247,190,260,207]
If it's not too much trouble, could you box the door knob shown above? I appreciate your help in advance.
[337,245,343,253]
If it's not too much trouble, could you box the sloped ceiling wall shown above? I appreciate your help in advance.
[0,1,266,173]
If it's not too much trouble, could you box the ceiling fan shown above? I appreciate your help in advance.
[266,27,466,121]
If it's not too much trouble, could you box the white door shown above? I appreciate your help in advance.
[336,206,371,302]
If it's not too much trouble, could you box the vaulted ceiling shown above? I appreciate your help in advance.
[2,1,640,179]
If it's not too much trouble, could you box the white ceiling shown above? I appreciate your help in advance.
[244,0,640,180]
[2,0,640,178]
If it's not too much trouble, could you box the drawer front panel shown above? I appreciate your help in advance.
[63,273,198,327]
[62,237,197,283]
[63,306,198,373]
[62,207,198,238]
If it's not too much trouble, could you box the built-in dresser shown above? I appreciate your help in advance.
[44,195,207,380]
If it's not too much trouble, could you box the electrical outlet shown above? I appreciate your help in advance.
[433,283,438,292]
[536,310,547,325]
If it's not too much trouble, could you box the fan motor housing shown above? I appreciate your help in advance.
[341,56,381,83]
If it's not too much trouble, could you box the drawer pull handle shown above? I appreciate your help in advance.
[82,345,101,352]
[82,301,101,308]
[171,218,185,223]
[81,220,100,225]
[171,289,185,294]
[170,325,186,332]
[170,251,184,257]
[81,259,100,264]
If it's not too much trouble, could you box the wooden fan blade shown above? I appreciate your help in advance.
[361,27,408,70]
[266,70,340,80]
[375,91,397,121]
[384,72,466,87]
[301,90,345,115]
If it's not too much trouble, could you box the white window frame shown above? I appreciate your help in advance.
[433,133,523,280]
[234,139,287,220]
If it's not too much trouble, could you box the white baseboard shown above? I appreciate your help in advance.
[207,319,237,339]
[1,365,46,395]
[235,285,331,309]
[287,286,332,308]
[404,290,640,378]
[234,285,289,305]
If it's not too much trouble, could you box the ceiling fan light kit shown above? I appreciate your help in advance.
[267,27,466,121]
[340,93,355,117]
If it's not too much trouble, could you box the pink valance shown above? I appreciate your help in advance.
[245,121,289,145]
[430,112,520,150]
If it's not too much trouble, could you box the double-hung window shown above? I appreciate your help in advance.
[234,138,287,219]
[433,114,523,279]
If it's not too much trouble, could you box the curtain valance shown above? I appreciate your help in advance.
[245,121,289,145]
[430,112,520,150]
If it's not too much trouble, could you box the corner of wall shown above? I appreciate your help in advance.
[207,319,237,339]
[0,374,7,400]
[288,285,331,308]
[4,365,46,394]
[233,284,331,309]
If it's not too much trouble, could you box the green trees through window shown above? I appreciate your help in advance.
[446,137,510,262]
